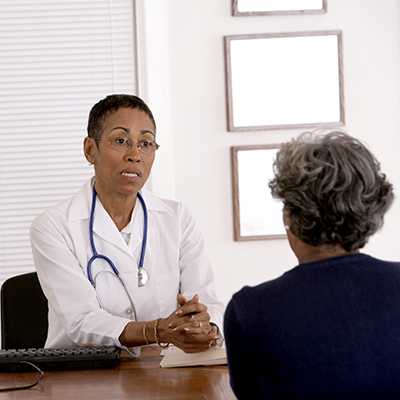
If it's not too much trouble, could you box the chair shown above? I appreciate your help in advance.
[1,272,48,349]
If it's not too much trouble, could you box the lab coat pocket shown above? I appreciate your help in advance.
[153,269,180,317]
[94,270,133,319]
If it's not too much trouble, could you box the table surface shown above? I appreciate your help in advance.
[0,347,237,399]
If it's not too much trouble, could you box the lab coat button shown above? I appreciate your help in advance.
[125,308,133,315]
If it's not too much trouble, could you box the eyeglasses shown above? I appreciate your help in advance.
[94,137,160,154]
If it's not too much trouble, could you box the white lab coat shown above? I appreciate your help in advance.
[30,178,224,355]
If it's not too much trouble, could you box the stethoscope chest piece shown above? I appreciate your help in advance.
[138,268,148,287]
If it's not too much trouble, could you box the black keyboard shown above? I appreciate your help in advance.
[0,346,121,372]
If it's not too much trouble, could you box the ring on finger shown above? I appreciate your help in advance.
[198,321,202,328]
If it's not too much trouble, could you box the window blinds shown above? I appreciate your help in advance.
[0,0,136,284]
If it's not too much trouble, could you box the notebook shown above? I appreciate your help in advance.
[160,345,227,368]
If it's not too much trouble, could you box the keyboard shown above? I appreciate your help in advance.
[0,346,121,372]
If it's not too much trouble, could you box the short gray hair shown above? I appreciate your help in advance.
[269,131,394,252]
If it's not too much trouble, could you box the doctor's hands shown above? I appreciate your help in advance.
[118,294,219,354]
[158,294,219,353]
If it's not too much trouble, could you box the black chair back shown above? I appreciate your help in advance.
[1,272,48,349]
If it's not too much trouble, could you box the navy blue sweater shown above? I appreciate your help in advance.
[224,254,400,399]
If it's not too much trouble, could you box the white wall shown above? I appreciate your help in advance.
[151,0,400,306]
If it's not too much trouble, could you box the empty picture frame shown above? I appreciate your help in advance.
[232,0,327,16]
[231,144,286,241]
[225,31,344,131]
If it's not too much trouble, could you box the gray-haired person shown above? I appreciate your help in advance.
[224,131,400,399]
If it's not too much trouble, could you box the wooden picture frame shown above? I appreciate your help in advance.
[231,144,286,241]
[224,31,344,131]
[232,0,327,16]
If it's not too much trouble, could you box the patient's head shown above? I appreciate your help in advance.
[269,130,394,252]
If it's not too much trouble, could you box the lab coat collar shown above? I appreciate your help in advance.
[67,178,173,257]
[138,188,174,214]
[67,178,93,221]
[67,178,173,222]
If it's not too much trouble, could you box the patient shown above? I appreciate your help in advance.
[224,131,400,399]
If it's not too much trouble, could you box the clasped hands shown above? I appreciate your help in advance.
[158,293,219,354]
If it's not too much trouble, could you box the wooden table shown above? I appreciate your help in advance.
[0,347,237,399]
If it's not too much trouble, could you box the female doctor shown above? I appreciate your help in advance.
[30,94,223,355]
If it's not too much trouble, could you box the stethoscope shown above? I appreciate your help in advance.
[86,185,149,321]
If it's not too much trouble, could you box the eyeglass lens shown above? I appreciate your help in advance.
[111,138,158,154]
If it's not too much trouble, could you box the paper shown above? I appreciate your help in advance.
[159,345,227,368]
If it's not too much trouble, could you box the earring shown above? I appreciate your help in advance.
[284,225,290,231]
[88,162,94,166]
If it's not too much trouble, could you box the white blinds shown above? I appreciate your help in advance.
[0,0,136,284]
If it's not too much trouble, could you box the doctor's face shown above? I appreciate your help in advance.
[85,107,156,198]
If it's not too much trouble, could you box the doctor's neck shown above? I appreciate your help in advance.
[94,184,138,232]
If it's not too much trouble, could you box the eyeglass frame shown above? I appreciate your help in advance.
[93,137,160,154]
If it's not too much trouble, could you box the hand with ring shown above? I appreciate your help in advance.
[156,294,219,353]
[173,294,210,333]
[189,313,203,329]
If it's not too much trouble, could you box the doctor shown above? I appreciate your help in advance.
[30,94,223,355]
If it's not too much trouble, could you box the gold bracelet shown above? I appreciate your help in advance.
[154,317,169,348]
[143,321,158,351]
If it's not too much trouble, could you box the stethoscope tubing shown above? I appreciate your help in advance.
[87,184,148,321]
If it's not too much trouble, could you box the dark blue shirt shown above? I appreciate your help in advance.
[224,254,400,399]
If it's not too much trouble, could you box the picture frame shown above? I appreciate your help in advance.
[224,30,344,131]
[232,0,327,16]
[231,144,286,241]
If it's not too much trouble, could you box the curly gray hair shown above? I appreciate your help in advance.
[269,131,394,252]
